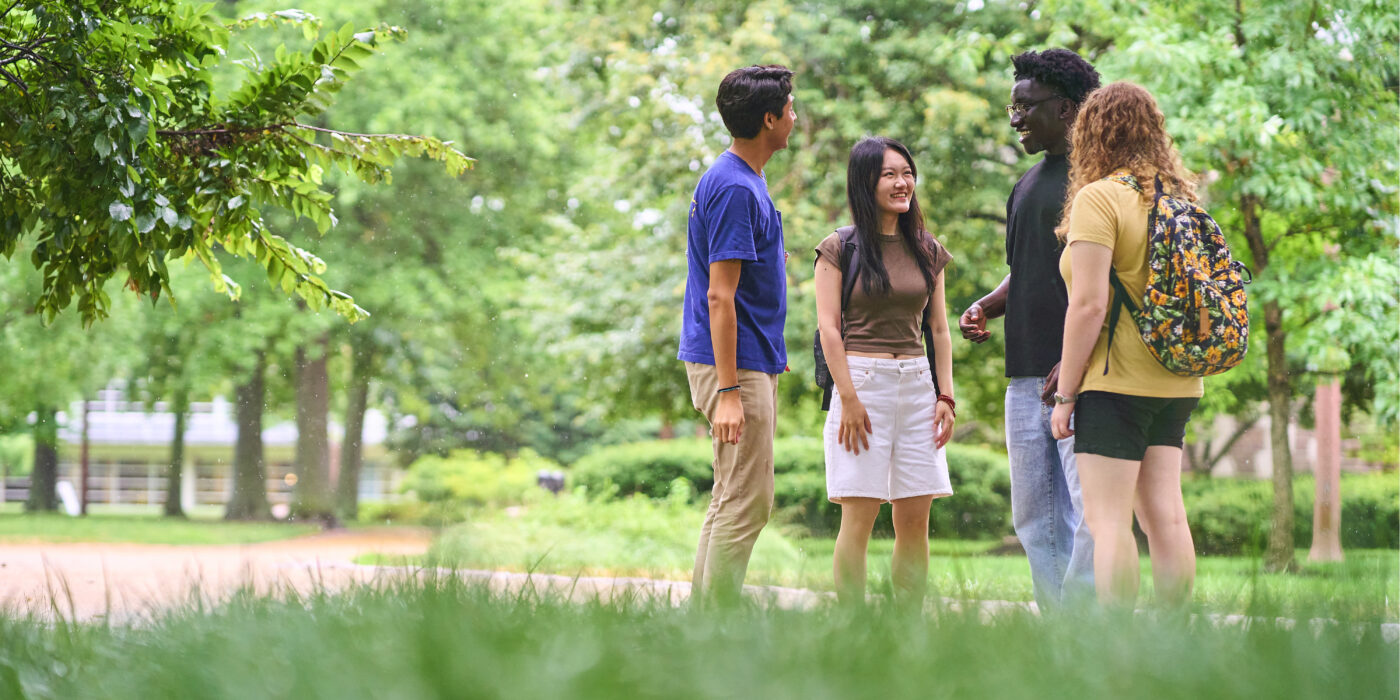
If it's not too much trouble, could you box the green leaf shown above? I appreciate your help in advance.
[136,214,157,234]
[109,202,133,221]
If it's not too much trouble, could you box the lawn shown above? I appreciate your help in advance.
[0,578,1391,700]
[0,509,320,545]
[415,495,1400,622]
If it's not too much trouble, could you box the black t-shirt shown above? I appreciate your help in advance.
[1004,153,1070,378]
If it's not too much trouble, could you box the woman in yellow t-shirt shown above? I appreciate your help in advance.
[1048,82,1203,608]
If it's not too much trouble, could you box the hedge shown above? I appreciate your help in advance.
[572,438,1399,551]
[1181,471,1399,555]
[572,437,1011,538]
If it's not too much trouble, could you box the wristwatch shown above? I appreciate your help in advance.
[1052,392,1078,405]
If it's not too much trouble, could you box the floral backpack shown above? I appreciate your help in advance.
[1101,172,1251,377]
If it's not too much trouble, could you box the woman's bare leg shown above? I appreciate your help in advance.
[890,494,936,608]
[834,497,883,604]
[1134,445,1195,607]
[1077,453,1143,607]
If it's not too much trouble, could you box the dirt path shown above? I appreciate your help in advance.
[0,529,432,623]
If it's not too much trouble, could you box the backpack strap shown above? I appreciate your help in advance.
[837,226,861,313]
[921,316,942,396]
[1098,172,1147,377]
[1103,270,1141,376]
[821,226,861,411]
[920,234,942,397]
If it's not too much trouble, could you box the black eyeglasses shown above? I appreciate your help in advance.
[1005,95,1064,118]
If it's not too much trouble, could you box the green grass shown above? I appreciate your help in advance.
[416,495,1399,622]
[0,511,319,545]
[0,579,1391,699]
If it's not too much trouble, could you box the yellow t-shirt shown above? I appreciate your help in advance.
[1058,178,1204,398]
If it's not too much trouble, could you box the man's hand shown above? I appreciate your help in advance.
[959,303,992,343]
[712,391,745,445]
[1041,362,1062,406]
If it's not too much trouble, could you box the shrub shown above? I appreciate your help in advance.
[357,499,468,528]
[571,439,715,499]
[401,449,560,508]
[1181,471,1399,555]
[571,439,1398,552]
[573,438,1013,538]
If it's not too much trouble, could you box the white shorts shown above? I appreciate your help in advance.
[824,355,953,503]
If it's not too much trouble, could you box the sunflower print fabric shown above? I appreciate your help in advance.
[1104,172,1251,377]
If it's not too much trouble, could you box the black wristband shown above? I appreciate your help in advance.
[716,385,741,394]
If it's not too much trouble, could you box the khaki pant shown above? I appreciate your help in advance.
[684,362,779,603]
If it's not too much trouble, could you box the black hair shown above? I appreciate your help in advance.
[1011,49,1101,104]
[845,137,939,297]
[715,65,793,139]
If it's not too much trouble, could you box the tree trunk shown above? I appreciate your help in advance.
[1261,298,1296,571]
[1239,195,1296,572]
[164,391,188,518]
[226,355,270,521]
[336,338,373,521]
[25,405,59,512]
[292,336,334,524]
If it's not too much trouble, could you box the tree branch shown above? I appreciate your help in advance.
[156,124,290,137]
[1264,226,1309,256]
[0,64,27,94]
[0,38,60,68]
[1205,412,1261,469]
[963,211,1008,225]
[291,121,431,141]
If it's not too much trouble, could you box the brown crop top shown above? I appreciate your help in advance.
[815,230,953,356]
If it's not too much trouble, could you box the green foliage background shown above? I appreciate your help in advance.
[0,0,1394,490]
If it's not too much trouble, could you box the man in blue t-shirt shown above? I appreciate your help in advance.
[677,64,795,605]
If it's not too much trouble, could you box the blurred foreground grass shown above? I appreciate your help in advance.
[407,495,1398,622]
[0,578,1391,700]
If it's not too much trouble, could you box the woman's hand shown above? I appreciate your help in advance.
[933,401,955,449]
[1051,401,1075,440]
[839,395,873,454]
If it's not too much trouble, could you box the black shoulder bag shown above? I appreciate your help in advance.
[813,226,860,411]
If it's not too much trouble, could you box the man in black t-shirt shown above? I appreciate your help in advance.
[959,49,1101,610]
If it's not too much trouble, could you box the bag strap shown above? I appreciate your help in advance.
[822,226,861,411]
[921,316,942,396]
[918,235,942,396]
[1103,269,1141,376]
[837,226,860,311]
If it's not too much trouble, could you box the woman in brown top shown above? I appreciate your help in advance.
[814,136,956,606]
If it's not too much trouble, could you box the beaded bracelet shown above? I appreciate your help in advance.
[937,394,956,417]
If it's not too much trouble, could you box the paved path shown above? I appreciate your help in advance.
[0,529,432,623]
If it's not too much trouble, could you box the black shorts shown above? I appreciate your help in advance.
[1073,391,1200,461]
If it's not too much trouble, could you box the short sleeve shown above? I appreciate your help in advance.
[1066,180,1122,250]
[814,232,842,268]
[928,235,953,278]
[705,185,759,263]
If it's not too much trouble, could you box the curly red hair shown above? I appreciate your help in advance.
[1056,81,1197,240]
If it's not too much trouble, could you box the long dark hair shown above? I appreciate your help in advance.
[845,136,938,296]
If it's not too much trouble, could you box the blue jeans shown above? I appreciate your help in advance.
[1005,377,1095,609]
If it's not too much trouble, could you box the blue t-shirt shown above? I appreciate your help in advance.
[677,150,787,374]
